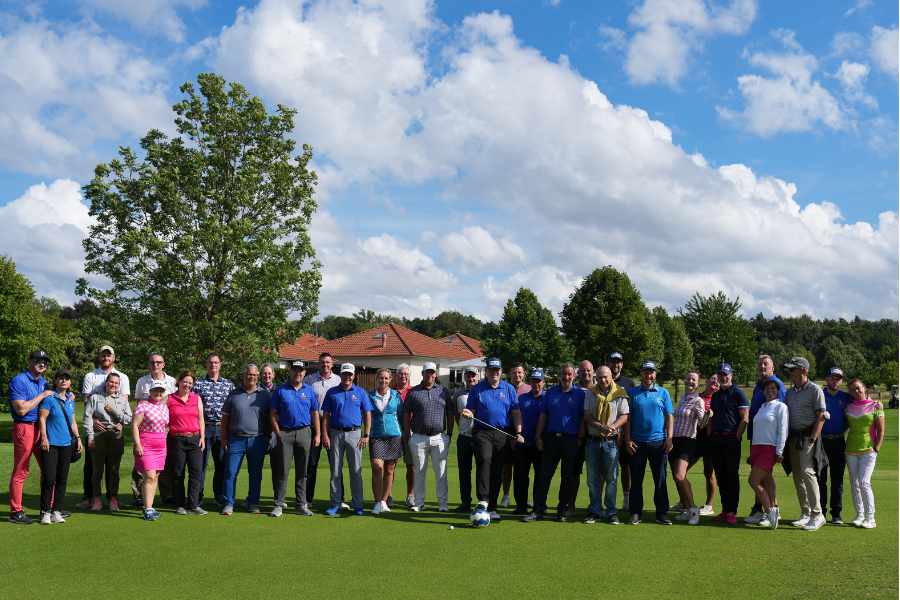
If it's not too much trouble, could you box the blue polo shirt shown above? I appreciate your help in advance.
[321,384,372,429]
[272,383,319,429]
[517,391,544,445]
[542,385,586,435]
[748,376,786,439]
[628,384,673,443]
[8,370,47,423]
[822,388,852,435]
[466,380,519,429]
[39,392,75,446]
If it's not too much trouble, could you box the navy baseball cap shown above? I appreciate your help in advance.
[529,368,545,381]
[486,357,502,369]
[718,363,733,375]
[290,360,306,370]
[29,350,50,363]
[639,361,657,372]
[608,352,624,361]
[828,367,844,378]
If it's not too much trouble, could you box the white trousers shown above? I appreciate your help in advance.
[410,433,449,509]
[846,451,877,520]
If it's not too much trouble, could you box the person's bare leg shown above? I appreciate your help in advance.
[703,457,717,506]
[749,467,771,510]
[673,459,693,507]
[371,460,384,503]
[383,461,397,503]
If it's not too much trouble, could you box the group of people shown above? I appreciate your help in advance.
[6,345,885,531]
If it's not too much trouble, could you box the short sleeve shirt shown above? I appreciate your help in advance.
[628,384,673,443]
[305,372,342,406]
[405,384,452,435]
[517,392,544,445]
[466,380,519,430]
[585,383,630,437]
[321,385,372,429]
[82,368,130,398]
[785,381,826,431]
[194,376,236,424]
[135,374,177,401]
[272,383,319,429]
[222,389,271,436]
[135,400,169,433]
[710,385,750,434]
[39,392,75,446]
[8,370,47,423]
[542,385,586,435]
[822,388,852,435]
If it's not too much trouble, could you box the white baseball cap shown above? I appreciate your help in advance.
[422,362,437,372]
[340,363,355,374]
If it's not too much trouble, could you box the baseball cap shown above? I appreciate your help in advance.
[529,367,545,381]
[828,367,844,378]
[340,363,355,374]
[149,380,168,391]
[784,356,810,370]
[486,357,502,370]
[28,350,50,363]
[290,360,306,370]
[640,361,657,372]
[53,368,71,380]
[98,345,115,356]
[608,352,624,361]
[422,362,437,373]
[718,363,733,375]
[464,366,478,375]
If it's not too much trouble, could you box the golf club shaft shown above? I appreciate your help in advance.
[469,415,516,439]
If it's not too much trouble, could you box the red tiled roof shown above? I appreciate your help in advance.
[317,323,481,360]
[440,332,483,357]
[278,333,329,361]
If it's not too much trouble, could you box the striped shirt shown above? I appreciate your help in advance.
[672,392,705,439]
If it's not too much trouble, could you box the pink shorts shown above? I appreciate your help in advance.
[749,444,777,471]
[135,432,167,472]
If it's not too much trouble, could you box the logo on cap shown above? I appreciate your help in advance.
[290,360,306,369]
[828,367,844,377]
[718,363,733,375]
[486,357,502,369]
[149,380,167,391]
[340,363,355,374]
[530,368,545,381]
[608,352,624,361]
[640,361,657,371]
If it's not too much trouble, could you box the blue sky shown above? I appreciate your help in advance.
[0,0,897,322]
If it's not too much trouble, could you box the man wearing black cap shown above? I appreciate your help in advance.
[452,366,480,512]
[819,367,851,524]
[7,350,54,524]
[461,357,523,520]
[607,351,635,512]
[708,362,749,525]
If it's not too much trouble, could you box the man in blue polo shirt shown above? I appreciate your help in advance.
[524,364,585,522]
[744,354,786,524]
[321,363,372,517]
[623,361,673,525]
[819,367,852,524]
[512,368,545,516]
[8,350,54,524]
[461,357,522,521]
[270,361,320,517]
[708,362,749,525]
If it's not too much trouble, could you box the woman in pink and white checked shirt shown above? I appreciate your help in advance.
[669,371,706,524]
[133,381,170,521]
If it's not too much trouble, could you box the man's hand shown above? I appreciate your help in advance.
[626,440,637,455]
[88,438,95,450]
[663,438,673,454]
[460,409,474,419]
[536,437,544,452]
[358,436,368,449]
[323,435,331,450]
[94,421,107,433]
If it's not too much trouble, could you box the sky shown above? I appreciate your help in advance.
[0,0,897,324]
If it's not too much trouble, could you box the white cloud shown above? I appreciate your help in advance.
[0,18,173,178]
[597,25,626,53]
[622,0,757,86]
[79,0,206,42]
[844,0,873,18]
[439,226,526,269]
[0,180,94,303]
[718,31,847,136]
[831,31,866,56]
[834,60,877,108]
[870,25,898,78]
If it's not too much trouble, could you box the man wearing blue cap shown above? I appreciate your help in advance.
[623,361,673,525]
[819,366,850,524]
[512,368,545,515]
[461,357,522,520]
[708,362,749,526]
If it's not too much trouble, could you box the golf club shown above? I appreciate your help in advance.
[462,414,516,439]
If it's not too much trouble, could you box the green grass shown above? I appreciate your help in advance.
[1,412,897,600]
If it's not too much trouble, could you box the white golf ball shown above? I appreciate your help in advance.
[449,525,454,530]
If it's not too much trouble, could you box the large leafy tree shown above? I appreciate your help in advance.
[680,291,756,382]
[560,267,660,373]
[483,288,572,369]
[80,73,321,375]
[652,306,694,384]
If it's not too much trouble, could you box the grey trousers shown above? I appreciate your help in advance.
[274,428,312,507]
[328,429,363,510]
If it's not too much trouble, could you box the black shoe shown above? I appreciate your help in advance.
[555,513,567,522]
[522,512,544,522]
[9,511,32,525]
[455,504,472,513]
[583,513,599,524]
[656,517,673,525]
[60,511,71,519]
[512,507,529,515]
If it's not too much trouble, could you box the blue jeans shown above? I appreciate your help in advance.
[222,435,267,507]
[586,437,619,517]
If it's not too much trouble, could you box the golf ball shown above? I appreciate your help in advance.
[449,525,454,530]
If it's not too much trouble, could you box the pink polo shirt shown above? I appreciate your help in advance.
[167,392,202,435]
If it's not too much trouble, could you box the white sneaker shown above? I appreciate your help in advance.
[409,505,420,512]
[405,495,416,508]
[792,515,811,528]
[340,502,351,511]
[675,510,691,521]
[803,515,826,531]
[861,519,876,529]
[381,501,391,513]
[688,508,700,526]
[744,511,764,525]
[767,507,779,529]
[372,502,382,515]
[851,515,865,527]
[51,511,65,523]
[500,494,510,508]
[40,512,52,525]
[757,517,771,528]
[699,504,714,516]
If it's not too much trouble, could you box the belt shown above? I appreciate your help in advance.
[822,433,844,440]
[170,432,200,437]
[334,426,359,432]
[413,430,445,436]
[282,426,310,432]
[549,432,576,438]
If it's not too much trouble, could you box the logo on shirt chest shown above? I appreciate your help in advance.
[499,392,505,400]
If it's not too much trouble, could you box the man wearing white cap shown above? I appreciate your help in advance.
[321,363,372,517]
[403,362,453,511]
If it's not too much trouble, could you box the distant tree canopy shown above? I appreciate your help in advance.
[483,288,572,369]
